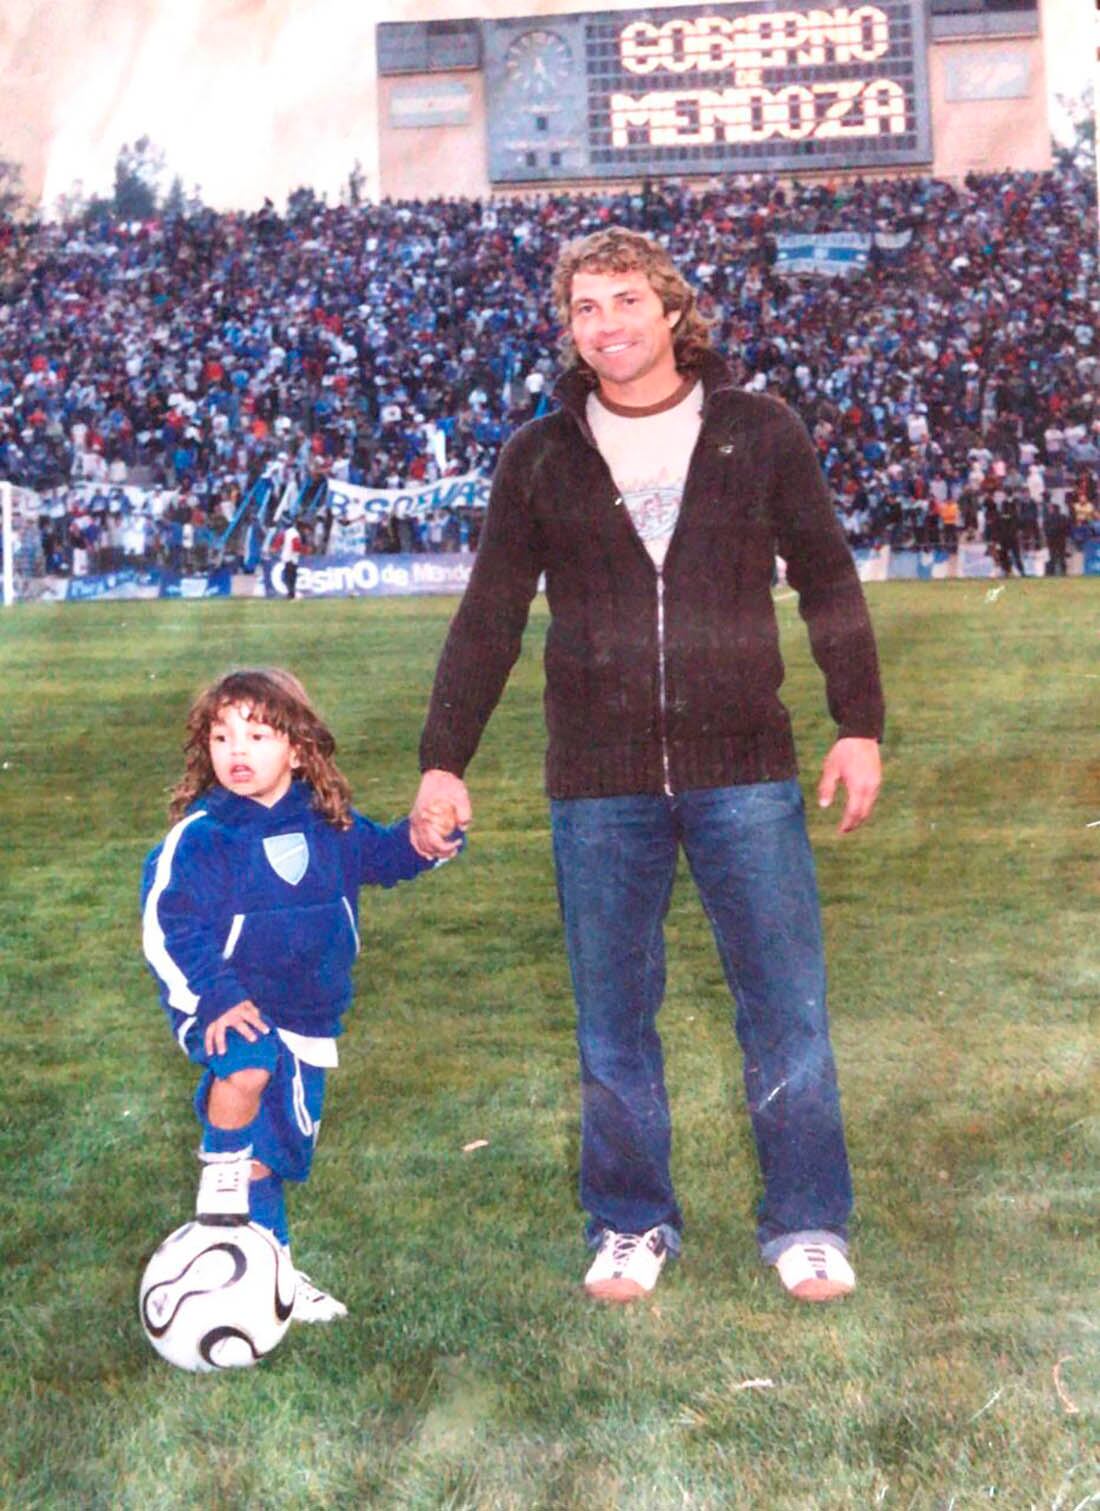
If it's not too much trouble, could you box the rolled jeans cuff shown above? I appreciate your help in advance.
[586,1220,682,1260]
[759,1228,849,1266]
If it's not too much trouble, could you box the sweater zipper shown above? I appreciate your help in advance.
[612,480,674,795]
[655,569,673,796]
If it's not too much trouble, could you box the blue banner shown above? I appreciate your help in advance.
[775,233,871,277]
[61,568,162,601]
[261,552,477,599]
[1083,541,1100,576]
[43,567,232,601]
[774,230,911,278]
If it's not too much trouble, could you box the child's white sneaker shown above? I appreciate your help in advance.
[195,1151,251,1224]
[290,1268,348,1323]
[584,1227,668,1302]
[774,1240,856,1302]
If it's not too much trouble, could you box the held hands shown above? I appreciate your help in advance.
[410,769,472,860]
[204,999,270,1058]
[817,737,882,834]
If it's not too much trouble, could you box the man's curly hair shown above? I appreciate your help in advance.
[552,227,713,380]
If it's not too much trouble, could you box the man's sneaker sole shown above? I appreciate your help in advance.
[584,1274,652,1304]
[783,1273,854,1302]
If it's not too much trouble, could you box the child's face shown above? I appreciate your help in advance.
[208,702,299,808]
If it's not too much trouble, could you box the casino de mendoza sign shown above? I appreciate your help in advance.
[482,0,931,182]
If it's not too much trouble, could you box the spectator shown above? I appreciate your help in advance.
[277,519,303,599]
[1043,503,1071,576]
[990,496,1027,577]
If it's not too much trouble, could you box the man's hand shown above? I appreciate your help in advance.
[204,999,270,1058]
[817,737,882,834]
[410,769,472,859]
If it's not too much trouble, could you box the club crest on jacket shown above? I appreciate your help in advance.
[263,833,309,886]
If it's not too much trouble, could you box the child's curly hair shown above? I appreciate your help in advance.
[169,667,354,829]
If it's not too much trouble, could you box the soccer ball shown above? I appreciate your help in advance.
[139,1220,296,1372]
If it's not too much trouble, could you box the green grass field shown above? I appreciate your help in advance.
[1,581,1097,1509]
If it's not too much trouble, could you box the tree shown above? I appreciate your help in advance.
[341,160,366,209]
[112,136,167,220]
[286,184,325,223]
[163,175,205,218]
[1052,87,1096,175]
[0,158,25,222]
[53,179,88,222]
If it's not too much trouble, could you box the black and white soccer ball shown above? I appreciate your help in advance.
[139,1220,295,1372]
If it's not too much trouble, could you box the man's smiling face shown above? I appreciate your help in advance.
[569,267,680,407]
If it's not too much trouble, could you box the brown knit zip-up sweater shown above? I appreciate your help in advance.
[420,350,884,799]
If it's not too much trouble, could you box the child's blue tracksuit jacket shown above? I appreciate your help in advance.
[141,779,444,1046]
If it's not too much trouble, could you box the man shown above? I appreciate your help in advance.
[410,229,883,1305]
[989,494,1026,577]
[1042,500,1070,576]
[277,518,303,599]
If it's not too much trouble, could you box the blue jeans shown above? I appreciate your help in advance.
[551,780,852,1261]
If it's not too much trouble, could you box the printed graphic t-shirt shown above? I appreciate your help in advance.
[586,376,703,569]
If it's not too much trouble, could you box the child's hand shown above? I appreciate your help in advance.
[421,801,466,856]
[204,999,270,1058]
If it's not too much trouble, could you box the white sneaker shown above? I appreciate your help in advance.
[584,1228,668,1302]
[290,1269,348,1323]
[195,1152,251,1224]
[774,1241,856,1302]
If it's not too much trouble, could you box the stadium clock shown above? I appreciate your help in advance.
[491,25,587,178]
[503,28,574,102]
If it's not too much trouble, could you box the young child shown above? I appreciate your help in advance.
[141,667,463,1322]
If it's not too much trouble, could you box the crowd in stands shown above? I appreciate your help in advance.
[28,488,483,578]
[1,145,1097,577]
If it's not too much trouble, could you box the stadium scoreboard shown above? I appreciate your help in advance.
[380,3,932,185]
